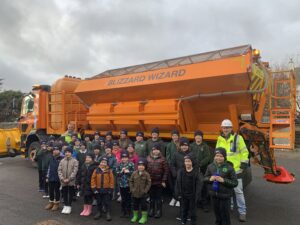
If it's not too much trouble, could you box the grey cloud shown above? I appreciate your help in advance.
[0,0,300,92]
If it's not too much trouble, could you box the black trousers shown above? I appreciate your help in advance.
[49,181,61,202]
[149,185,163,201]
[120,187,131,212]
[38,170,43,189]
[199,183,210,206]
[96,193,112,212]
[132,197,147,211]
[62,186,75,206]
[167,172,176,198]
[84,194,93,204]
[212,197,231,225]
[180,197,197,225]
[42,170,49,194]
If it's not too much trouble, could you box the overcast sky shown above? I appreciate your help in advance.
[0,0,299,92]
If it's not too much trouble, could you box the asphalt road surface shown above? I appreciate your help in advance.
[0,151,299,225]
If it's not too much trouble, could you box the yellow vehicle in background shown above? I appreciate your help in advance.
[0,123,21,157]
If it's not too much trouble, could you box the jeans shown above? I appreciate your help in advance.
[232,178,246,215]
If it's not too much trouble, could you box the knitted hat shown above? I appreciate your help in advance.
[99,137,105,142]
[93,144,101,150]
[65,146,73,154]
[86,152,95,160]
[171,130,180,135]
[127,142,134,148]
[194,130,204,137]
[215,147,227,159]
[121,151,129,158]
[105,143,113,149]
[113,140,119,146]
[151,127,159,134]
[137,158,147,167]
[40,141,47,145]
[152,143,161,151]
[53,146,60,151]
[136,131,144,137]
[94,131,100,136]
[100,157,108,163]
[179,137,189,146]
[120,128,128,135]
[106,131,113,136]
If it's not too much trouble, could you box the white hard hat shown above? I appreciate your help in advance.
[221,119,233,127]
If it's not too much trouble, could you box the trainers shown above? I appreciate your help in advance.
[175,201,180,207]
[65,206,72,214]
[61,206,67,214]
[117,196,122,202]
[239,214,246,222]
[169,198,176,206]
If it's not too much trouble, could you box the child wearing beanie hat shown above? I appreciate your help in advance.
[135,131,147,158]
[77,152,99,216]
[204,147,238,225]
[146,127,165,156]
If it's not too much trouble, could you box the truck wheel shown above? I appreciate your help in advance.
[28,141,40,168]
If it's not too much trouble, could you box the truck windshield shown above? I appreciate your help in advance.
[21,95,34,115]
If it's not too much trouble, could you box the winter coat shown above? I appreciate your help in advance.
[77,161,99,196]
[76,150,87,169]
[91,166,114,193]
[146,154,169,186]
[190,141,211,174]
[42,151,52,171]
[47,155,63,182]
[146,138,165,156]
[129,171,151,198]
[170,150,196,178]
[175,168,202,199]
[34,148,45,170]
[134,140,147,158]
[58,157,79,187]
[116,162,135,188]
[204,161,238,199]
[119,138,133,150]
[166,141,179,164]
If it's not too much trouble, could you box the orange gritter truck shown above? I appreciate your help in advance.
[0,44,295,184]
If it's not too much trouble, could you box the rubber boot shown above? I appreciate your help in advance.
[154,200,162,218]
[106,211,112,221]
[80,204,88,216]
[51,202,60,211]
[94,210,102,220]
[83,205,92,216]
[148,201,155,217]
[45,202,54,210]
[138,211,148,224]
[131,210,139,223]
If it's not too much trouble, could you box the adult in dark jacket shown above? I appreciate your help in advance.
[175,155,202,225]
[77,153,99,216]
[146,143,169,218]
[190,130,211,211]
[45,146,63,211]
[170,137,196,207]
[146,127,165,156]
[204,148,238,225]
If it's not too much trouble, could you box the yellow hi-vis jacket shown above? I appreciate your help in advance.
[62,132,81,143]
[216,133,249,174]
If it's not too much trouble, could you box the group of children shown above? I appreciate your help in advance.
[34,127,238,225]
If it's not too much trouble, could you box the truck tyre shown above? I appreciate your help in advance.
[28,141,40,168]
